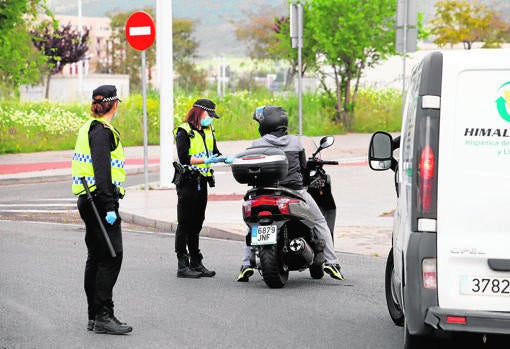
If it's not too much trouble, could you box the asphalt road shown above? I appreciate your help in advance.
[0,220,401,349]
[0,171,502,348]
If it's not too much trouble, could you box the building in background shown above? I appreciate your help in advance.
[21,15,130,103]
[54,15,112,75]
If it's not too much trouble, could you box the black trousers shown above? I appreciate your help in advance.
[175,175,208,258]
[84,251,123,320]
[77,195,123,319]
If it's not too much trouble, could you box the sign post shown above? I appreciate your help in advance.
[125,11,156,191]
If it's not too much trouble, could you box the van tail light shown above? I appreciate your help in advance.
[422,258,437,289]
[242,195,300,218]
[419,145,435,213]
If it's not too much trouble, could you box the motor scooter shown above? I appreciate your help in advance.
[230,136,337,288]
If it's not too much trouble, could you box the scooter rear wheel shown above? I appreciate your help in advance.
[260,245,289,288]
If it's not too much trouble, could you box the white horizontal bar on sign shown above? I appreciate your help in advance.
[129,26,151,36]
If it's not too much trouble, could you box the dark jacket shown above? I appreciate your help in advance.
[251,131,307,190]
[89,120,118,211]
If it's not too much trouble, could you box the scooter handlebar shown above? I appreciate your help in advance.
[319,160,339,165]
[307,159,338,169]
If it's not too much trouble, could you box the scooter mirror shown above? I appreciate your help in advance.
[319,136,334,149]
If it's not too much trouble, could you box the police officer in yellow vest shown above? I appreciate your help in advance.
[173,99,230,278]
[72,85,132,335]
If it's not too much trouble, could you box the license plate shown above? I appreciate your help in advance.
[251,225,277,245]
[460,276,510,296]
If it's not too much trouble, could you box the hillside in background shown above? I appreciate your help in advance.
[46,0,510,58]
[47,0,287,57]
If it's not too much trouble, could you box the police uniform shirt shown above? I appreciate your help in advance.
[89,120,118,212]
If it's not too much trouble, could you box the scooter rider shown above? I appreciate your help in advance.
[237,105,344,282]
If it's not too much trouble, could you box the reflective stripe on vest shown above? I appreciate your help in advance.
[174,123,215,177]
[71,118,126,195]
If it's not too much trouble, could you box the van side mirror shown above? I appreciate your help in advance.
[368,131,395,171]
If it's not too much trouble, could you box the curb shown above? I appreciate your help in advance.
[120,210,244,242]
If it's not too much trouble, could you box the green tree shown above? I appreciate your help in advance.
[306,0,396,129]
[430,0,506,49]
[481,11,510,48]
[234,5,317,89]
[172,19,207,93]
[31,22,90,98]
[417,12,431,41]
[0,0,53,97]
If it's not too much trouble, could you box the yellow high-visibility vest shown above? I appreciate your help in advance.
[174,123,214,177]
[71,118,126,195]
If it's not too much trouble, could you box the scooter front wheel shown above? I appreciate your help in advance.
[260,245,289,288]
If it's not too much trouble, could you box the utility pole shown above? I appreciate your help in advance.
[396,0,417,110]
[157,0,173,188]
[290,1,303,135]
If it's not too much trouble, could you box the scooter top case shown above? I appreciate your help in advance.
[231,146,288,186]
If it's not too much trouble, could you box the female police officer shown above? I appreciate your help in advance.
[72,85,132,334]
[172,99,226,278]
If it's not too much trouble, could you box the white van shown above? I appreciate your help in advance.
[369,50,510,348]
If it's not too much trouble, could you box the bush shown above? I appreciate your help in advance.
[352,88,402,132]
[0,101,89,153]
[0,88,402,154]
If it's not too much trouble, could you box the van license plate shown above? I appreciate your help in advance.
[251,225,277,245]
[460,276,510,296]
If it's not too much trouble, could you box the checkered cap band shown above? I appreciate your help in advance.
[193,103,215,112]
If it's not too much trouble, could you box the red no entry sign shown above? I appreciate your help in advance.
[125,11,156,51]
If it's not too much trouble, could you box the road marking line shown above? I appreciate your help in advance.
[30,198,76,202]
[0,204,75,207]
[0,209,75,213]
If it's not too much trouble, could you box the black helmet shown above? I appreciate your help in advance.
[253,105,288,136]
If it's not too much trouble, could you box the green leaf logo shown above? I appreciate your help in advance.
[496,81,510,123]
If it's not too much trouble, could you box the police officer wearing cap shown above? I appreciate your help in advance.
[172,99,228,278]
[72,85,132,335]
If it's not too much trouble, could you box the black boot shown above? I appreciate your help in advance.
[107,307,127,326]
[190,253,216,277]
[177,254,202,278]
[93,307,132,335]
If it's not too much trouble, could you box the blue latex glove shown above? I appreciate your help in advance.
[204,154,221,164]
[105,211,117,225]
[224,156,234,164]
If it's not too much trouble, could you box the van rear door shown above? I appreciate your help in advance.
[437,50,510,312]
